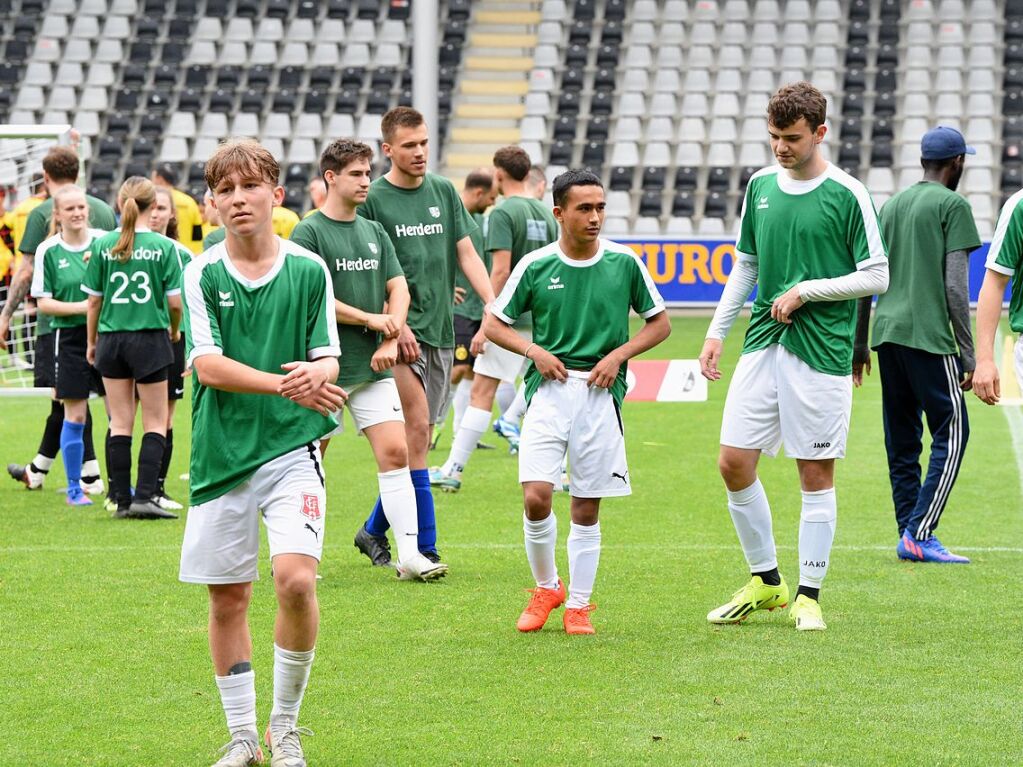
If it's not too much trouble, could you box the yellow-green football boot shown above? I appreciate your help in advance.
[707,576,789,624]
[789,594,827,631]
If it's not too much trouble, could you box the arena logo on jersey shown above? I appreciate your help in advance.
[300,493,321,521]
[335,257,379,272]
[394,222,444,238]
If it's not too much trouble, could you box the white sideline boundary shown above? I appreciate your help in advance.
[1,542,1020,554]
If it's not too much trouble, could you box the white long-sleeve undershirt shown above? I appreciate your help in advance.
[705,257,889,341]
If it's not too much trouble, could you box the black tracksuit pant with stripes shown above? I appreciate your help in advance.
[877,343,969,540]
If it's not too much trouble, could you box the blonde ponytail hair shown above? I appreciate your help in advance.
[113,176,156,263]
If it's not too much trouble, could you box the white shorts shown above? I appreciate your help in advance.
[720,344,852,460]
[179,444,327,584]
[474,329,530,383]
[324,378,404,438]
[519,371,631,498]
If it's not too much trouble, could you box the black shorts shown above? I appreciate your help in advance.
[95,329,173,384]
[54,325,104,400]
[33,331,56,388]
[453,314,481,368]
[168,336,186,400]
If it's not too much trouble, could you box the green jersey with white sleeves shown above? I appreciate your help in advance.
[80,229,183,333]
[736,163,887,376]
[985,188,1023,332]
[182,238,341,505]
[493,238,665,407]
[358,172,478,348]
[30,229,107,329]
[290,211,404,388]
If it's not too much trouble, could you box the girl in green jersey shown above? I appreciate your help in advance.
[31,186,108,506]
[82,177,183,520]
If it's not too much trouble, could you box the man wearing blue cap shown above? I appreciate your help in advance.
[853,126,981,563]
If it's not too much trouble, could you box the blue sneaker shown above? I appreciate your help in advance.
[898,532,970,563]
[492,417,521,454]
[66,487,93,506]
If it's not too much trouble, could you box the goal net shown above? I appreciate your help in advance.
[0,124,74,395]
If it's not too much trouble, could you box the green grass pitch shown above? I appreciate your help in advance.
[1,316,1020,766]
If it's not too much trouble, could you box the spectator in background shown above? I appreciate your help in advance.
[152,162,204,255]
[305,177,327,217]
[854,126,980,565]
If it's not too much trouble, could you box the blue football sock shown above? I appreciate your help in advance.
[60,419,85,492]
[364,496,390,537]
[411,468,437,553]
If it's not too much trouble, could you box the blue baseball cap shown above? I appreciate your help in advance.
[920,126,976,160]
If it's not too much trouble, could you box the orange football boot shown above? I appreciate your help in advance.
[563,604,597,635]
[516,579,567,632]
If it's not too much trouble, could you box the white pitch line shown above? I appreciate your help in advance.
[1002,404,1023,499]
[2,543,1021,554]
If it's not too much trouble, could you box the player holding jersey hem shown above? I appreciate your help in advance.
[179,140,345,767]
[290,138,446,582]
[484,170,670,635]
[699,82,889,632]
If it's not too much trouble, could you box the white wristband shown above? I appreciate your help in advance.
[523,342,536,359]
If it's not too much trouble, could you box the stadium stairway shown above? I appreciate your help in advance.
[441,1,543,181]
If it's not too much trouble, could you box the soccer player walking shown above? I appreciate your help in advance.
[853,126,980,564]
[291,138,447,581]
[352,107,494,570]
[699,82,888,631]
[179,140,345,767]
[433,146,559,493]
[3,146,115,493]
[485,170,669,635]
[82,177,183,520]
[29,186,108,506]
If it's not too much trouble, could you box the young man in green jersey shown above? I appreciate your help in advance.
[29,186,108,506]
[433,146,559,493]
[699,82,889,631]
[180,140,345,767]
[853,126,980,564]
[291,138,447,582]
[83,177,184,521]
[974,187,1023,407]
[433,167,497,448]
[353,107,495,570]
[3,145,114,494]
[484,170,669,635]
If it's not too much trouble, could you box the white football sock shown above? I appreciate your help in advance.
[441,405,490,477]
[798,488,837,589]
[501,383,528,424]
[215,670,257,739]
[271,644,315,721]
[523,511,559,589]
[32,453,54,472]
[496,381,516,413]
[81,458,100,479]
[452,378,473,434]
[566,521,601,608]
[378,467,419,563]
[726,478,777,572]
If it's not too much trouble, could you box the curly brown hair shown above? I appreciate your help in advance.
[767,81,827,131]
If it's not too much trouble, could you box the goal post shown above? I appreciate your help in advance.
[0,123,74,396]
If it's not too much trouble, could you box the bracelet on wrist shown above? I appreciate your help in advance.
[524,342,536,359]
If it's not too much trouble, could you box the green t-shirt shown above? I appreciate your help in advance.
[873,182,981,355]
[493,238,665,407]
[358,173,478,348]
[454,212,490,322]
[29,229,107,329]
[203,227,226,250]
[21,195,116,337]
[182,238,341,504]
[986,189,1023,332]
[736,164,888,376]
[290,211,403,388]
[81,229,183,333]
